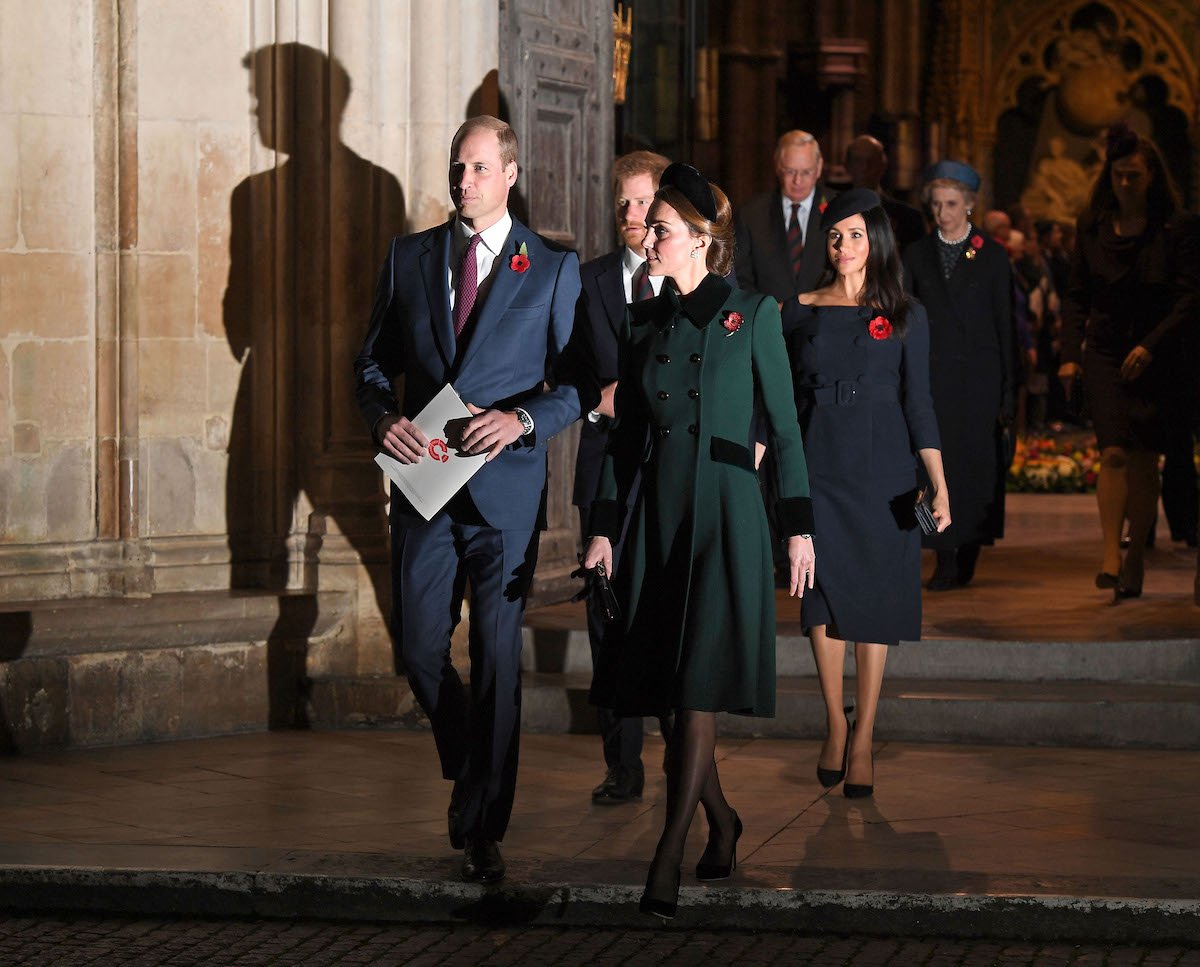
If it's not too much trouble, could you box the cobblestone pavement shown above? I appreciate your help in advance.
[2,916,1199,967]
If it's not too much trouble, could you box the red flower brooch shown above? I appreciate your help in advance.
[510,241,530,273]
[868,315,893,340]
[965,233,984,260]
[722,310,744,336]
[818,198,828,215]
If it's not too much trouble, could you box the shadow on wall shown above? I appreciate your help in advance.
[223,43,406,726]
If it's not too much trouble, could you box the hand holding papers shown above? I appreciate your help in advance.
[374,384,488,520]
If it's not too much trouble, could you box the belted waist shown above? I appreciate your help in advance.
[804,381,898,407]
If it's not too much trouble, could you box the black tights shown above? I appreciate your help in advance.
[645,709,736,896]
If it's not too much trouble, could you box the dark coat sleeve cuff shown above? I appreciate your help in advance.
[587,500,622,542]
[775,496,815,537]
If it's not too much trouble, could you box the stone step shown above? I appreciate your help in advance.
[308,671,1200,749]
[521,628,1200,684]
[0,589,351,658]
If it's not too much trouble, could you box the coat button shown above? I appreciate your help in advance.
[657,390,670,400]
[687,424,698,434]
[656,353,670,364]
[689,353,701,363]
[688,389,699,399]
[658,426,671,437]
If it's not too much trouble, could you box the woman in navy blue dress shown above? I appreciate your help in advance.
[782,189,950,798]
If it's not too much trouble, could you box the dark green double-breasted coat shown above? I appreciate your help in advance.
[589,273,813,717]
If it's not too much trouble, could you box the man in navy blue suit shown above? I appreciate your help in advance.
[354,116,581,883]
[572,150,670,805]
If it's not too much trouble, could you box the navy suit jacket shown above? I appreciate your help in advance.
[571,249,625,508]
[734,188,835,303]
[355,216,582,531]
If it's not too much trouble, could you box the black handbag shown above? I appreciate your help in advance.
[914,489,938,535]
[570,557,622,623]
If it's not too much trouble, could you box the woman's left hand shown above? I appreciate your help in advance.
[1120,345,1153,381]
[931,488,952,533]
[787,535,816,598]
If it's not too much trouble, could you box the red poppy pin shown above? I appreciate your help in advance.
[722,310,744,336]
[509,241,530,273]
[965,233,983,260]
[818,198,828,215]
[869,315,893,340]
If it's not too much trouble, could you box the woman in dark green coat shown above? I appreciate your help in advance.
[584,164,815,919]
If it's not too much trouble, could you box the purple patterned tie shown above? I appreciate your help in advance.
[787,203,804,280]
[632,261,654,302]
[453,234,482,339]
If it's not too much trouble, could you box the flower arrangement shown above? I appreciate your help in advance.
[1008,434,1101,492]
[1009,433,1200,493]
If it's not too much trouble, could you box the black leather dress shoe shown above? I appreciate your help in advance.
[462,840,505,883]
[591,767,645,805]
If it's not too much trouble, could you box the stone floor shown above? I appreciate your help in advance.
[0,493,1197,940]
[1,729,1199,937]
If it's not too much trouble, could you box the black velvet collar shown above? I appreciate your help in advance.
[664,272,733,329]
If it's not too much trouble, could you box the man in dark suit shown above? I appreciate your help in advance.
[354,116,581,883]
[572,150,670,805]
[845,134,926,255]
[734,130,835,303]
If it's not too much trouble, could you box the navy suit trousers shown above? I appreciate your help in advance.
[391,503,538,844]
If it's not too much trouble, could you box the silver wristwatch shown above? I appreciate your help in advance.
[514,407,535,437]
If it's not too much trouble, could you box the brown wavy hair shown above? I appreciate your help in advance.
[653,181,735,277]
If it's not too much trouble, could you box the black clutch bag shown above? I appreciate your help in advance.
[570,557,621,623]
[914,489,937,535]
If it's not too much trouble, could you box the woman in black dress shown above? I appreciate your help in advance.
[903,161,1015,590]
[1058,125,1200,600]
[782,189,949,799]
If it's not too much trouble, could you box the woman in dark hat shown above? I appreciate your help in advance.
[583,164,815,918]
[1058,125,1200,600]
[781,188,949,799]
[903,161,1015,590]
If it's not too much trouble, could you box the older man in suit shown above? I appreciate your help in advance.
[355,115,581,883]
[572,150,670,805]
[734,130,834,303]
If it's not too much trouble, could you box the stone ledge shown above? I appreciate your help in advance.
[0,860,1196,945]
[0,589,351,660]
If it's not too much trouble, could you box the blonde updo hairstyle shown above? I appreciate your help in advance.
[652,181,735,278]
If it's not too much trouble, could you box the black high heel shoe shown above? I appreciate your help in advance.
[1095,572,1119,590]
[695,810,742,881]
[816,706,853,788]
[844,729,874,799]
[639,861,681,919]
[1111,558,1143,603]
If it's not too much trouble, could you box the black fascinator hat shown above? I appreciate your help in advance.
[659,162,717,221]
[819,188,883,232]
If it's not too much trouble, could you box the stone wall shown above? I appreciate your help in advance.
[1,1,500,742]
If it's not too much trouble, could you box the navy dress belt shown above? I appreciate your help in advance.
[804,382,899,406]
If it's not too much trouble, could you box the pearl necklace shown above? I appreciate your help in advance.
[937,223,973,245]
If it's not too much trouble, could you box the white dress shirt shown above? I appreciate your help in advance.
[780,192,813,246]
[448,211,513,313]
[621,245,665,302]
